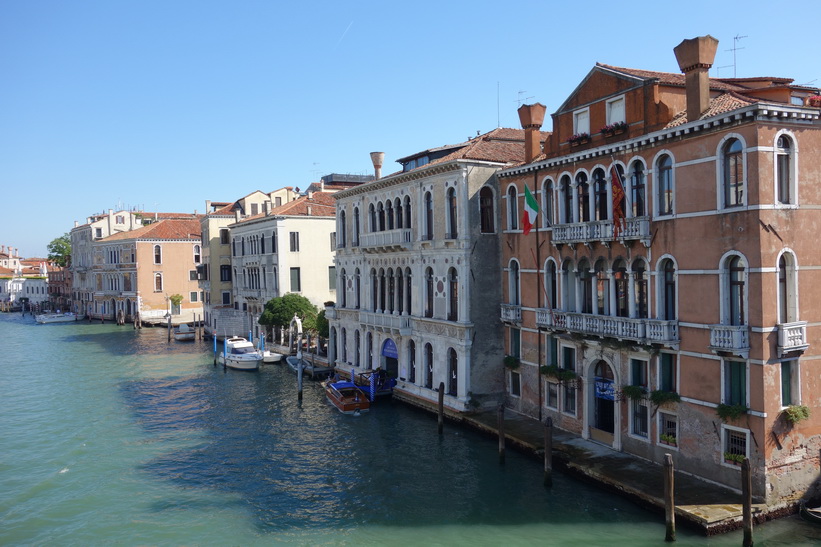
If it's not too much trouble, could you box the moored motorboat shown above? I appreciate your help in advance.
[262,350,284,363]
[354,369,397,400]
[323,380,370,414]
[217,337,263,371]
[35,312,80,324]
[800,498,821,524]
[173,324,195,341]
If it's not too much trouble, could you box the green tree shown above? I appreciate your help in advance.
[315,309,329,339]
[47,233,71,267]
[258,293,318,331]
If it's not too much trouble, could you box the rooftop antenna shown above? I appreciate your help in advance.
[310,162,321,181]
[726,34,747,78]
[516,90,534,108]
[714,64,733,78]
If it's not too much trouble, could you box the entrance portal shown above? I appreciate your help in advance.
[591,360,615,445]
[381,338,399,378]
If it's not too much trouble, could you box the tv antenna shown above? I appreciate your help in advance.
[516,90,534,108]
[726,34,747,78]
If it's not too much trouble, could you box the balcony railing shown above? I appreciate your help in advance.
[535,309,679,346]
[500,304,522,323]
[709,325,750,356]
[551,217,651,245]
[359,310,412,335]
[359,229,413,252]
[778,321,808,355]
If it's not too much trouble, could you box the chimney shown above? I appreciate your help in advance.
[205,200,211,212]
[307,206,312,216]
[517,103,547,163]
[370,151,385,180]
[109,209,113,216]
[308,190,314,200]
[74,221,79,228]
[674,35,719,123]
[235,210,241,223]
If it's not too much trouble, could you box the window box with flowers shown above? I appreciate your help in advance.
[807,95,821,108]
[659,433,677,447]
[600,121,628,136]
[566,132,590,147]
[723,452,745,466]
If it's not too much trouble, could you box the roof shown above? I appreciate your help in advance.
[666,91,759,127]
[597,63,747,92]
[101,219,202,242]
[233,191,337,225]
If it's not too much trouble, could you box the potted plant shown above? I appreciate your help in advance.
[566,132,590,147]
[600,121,628,136]
[808,95,821,107]
[540,364,577,382]
[659,433,677,447]
[503,355,520,370]
[716,403,748,423]
[723,452,745,465]
[620,384,647,401]
[783,404,811,425]
[650,390,681,406]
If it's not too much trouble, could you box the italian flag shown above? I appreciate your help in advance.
[522,185,539,235]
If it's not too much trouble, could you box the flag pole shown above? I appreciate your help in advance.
[533,170,543,421]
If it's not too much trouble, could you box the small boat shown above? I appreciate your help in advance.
[800,498,821,524]
[35,312,79,324]
[173,324,195,341]
[262,350,284,364]
[217,337,263,371]
[323,380,370,414]
[286,355,334,379]
[354,369,397,399]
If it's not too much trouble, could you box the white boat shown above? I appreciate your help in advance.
[262,350,284,363]
[35,312,79,324]
[217,337,263,371]
[173,324,196,341]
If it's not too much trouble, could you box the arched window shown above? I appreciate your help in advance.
[193,245,201,263]
[355,330,361,367]
[578,259,593,314]
[593,168,608,221]
[448,268,458,321]
[545,260,557,309]
[776,135,794,205]
[425,267,434,318]
[153,245,162,265]
[562,260,576,312]
[561,175,573,223]
[370,268,378,310]
[339,210,347,248]
[387,268,395,313]
[396,269,404,315]
[341,328,347,362]
[377,202,386,231]
[340,269,347,307]
[366,332,373,369]
[576,172,590,222]
[369,204,376,232]
[386,200,394,230]
[723,139,744,208]
[447,187,458,239]
[633,259,647,319]
[507,185,519,230]
[408,339,416,384]
[353,207,360,246]
[395,198,403,229]
[508,260,520,305]
[354,268,361,309]
[659,259,676,320]
[613,259,628,317]
[424,191,434,240]
[425,343,434,389]
[480,186,495,233]
[595,259,609,315]
[447,348,458,396]
[656,154,673,216]
[723,256,747,326]
[379,268,386,312]
[778,254,795,324]
[629,161,646,217]
[405,267,413,316]
[543,179,554,226]
[403,196,412,230]
[154,272,163,292]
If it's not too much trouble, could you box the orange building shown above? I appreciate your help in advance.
[499,36,821,504]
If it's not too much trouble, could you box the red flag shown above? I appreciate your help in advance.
[611,165,625,239]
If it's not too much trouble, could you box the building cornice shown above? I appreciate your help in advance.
[500,103,820,177]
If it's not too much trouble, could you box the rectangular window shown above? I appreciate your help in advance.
[220,265,231,282]
[659,412,678,445]
[95,228,103,238]
[632,399,649,438]
[630,358,648,387]
[659,353,677,392]
[222,291,231,305]
[510,370,521,397]
[275,197,282,207]
[724,360,747,406]
[290,232,299,252]
[724,427,748,462]
[509,327,521,359]
[290,267,301,292]
[546,381,559,409]
[561,346,576,414]
[546,334,558,366]
[562,346,575,370]
[220,229,229,244]
[189,270,198,281]
[328,266,336,290]
[190,291,198,302]
[251,203,259,216]
[606,96,625,125]
[781,360,798,406]
[330,232,336,251]
[573,108,590,135]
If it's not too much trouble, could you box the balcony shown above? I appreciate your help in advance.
[324,306,337,320]
[359,310,412,335]
[535,309,679,346]
[500,304,522,323]
[551,217,651,246]
[359,229,413,252]
[709,325,750,357]
[778,321,808,356]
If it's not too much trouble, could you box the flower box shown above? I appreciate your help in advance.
[566,133,590,147]
[807,95,821,107]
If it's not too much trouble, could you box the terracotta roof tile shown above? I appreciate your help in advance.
[597,63,746,92]
[102,219,202,241]
[234,192,337,224]
[666,91,758,127]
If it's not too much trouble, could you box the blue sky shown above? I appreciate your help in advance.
[1,1,817,257]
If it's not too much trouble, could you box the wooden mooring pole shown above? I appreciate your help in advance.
[167,314,171,342]
[297,360,304,403]
[497,405,506,464]
[664,453,675,542]
[742,458,753,547]
[543,417,553,487]
[437,382,445,434]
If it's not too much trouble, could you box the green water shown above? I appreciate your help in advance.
[0,313,818,546]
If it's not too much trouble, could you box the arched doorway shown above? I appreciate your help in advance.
[591,360,615,446]
[381,338,399,378]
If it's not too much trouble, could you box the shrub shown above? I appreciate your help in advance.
[620,385,647,401]
[716,403,748,422]
[783,404,811,425]
[650,390,681,406]
[503,355,520,369]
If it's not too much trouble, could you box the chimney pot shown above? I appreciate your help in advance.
[517,103,547,163]
[673,35,719,122]
[370,151,385,180]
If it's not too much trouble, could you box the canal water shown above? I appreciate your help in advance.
[1,313,819,546]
